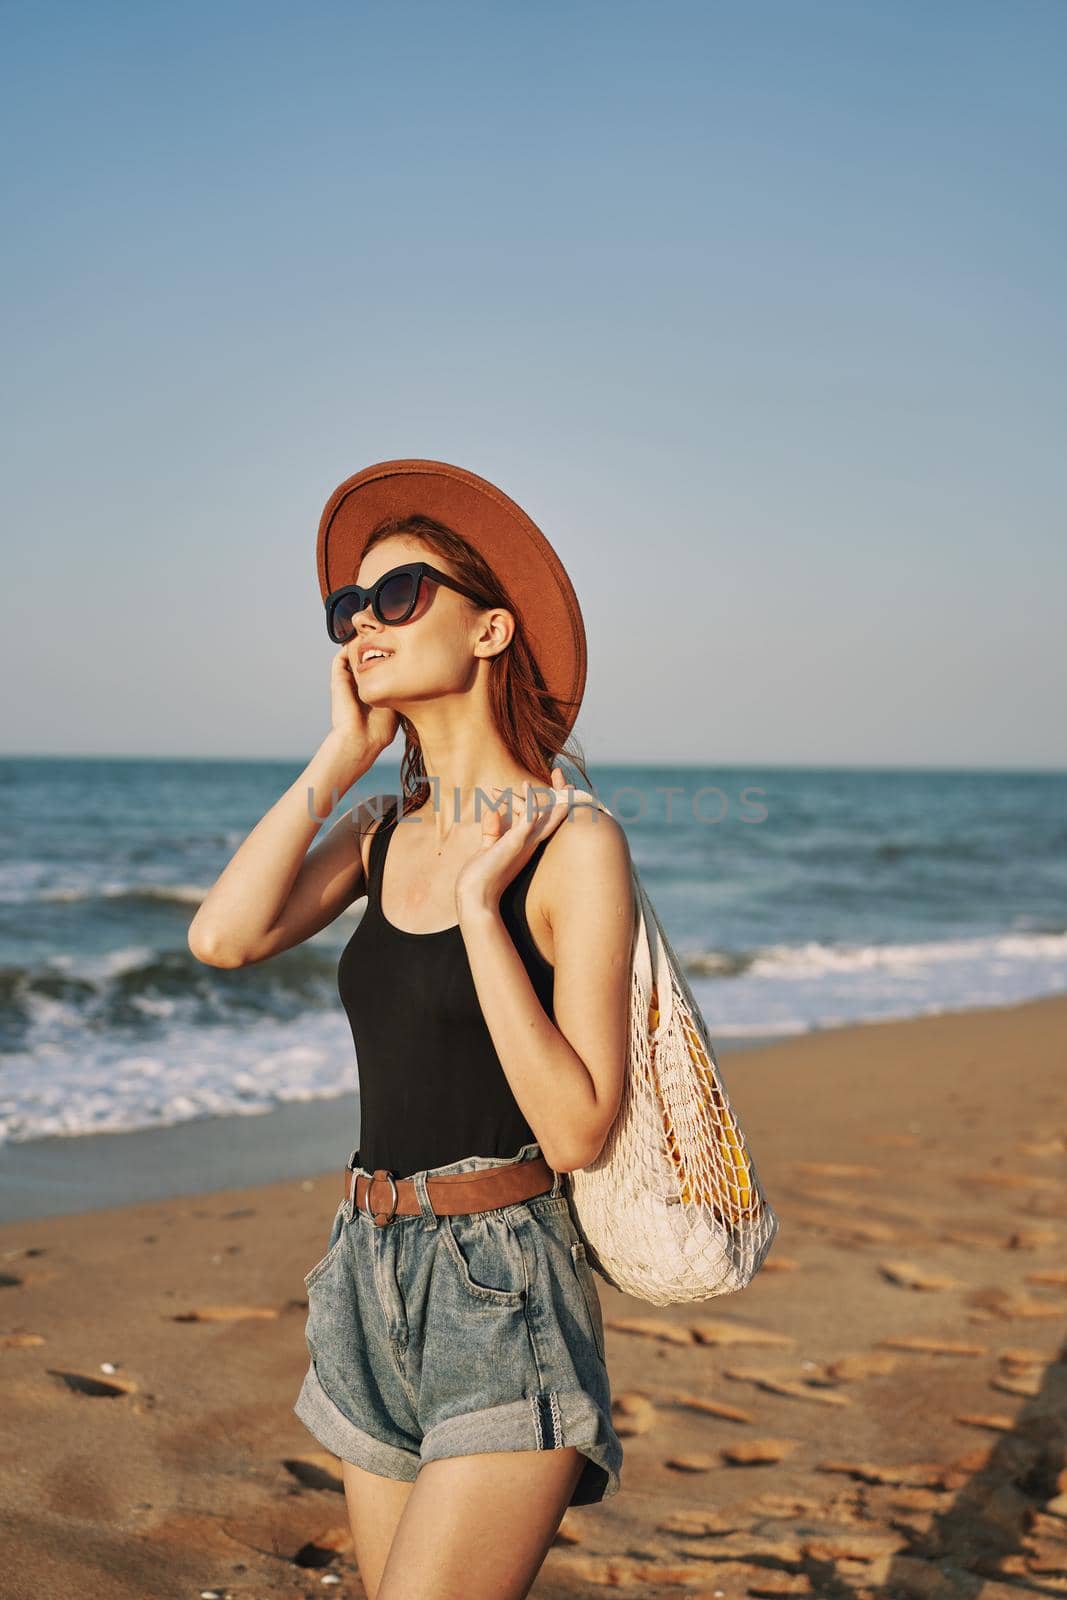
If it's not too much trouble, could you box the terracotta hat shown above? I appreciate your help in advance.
[316,458,587,735]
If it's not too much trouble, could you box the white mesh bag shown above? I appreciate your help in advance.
[563,800,780,1305]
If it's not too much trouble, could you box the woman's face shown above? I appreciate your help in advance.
[348,537,502,707]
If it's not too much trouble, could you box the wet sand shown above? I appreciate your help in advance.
[2,993,1065,1599]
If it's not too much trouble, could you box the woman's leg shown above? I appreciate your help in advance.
[375,1446,586,1600]
[342,1459,416,1600]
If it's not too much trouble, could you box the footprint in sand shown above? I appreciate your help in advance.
[990,1370,1043,1397]
[879,1334,987,1356]
[823,1350,899,1380]
[172,1305,280,1322]
[754,1491,845,1519]
[605,1316,694,1346]
[791,1185,917,1221]
[966,1286,1063,1319]
[787,1205,912,1241]
[792,1161,884,1180]
[829,1218,904,1244]
[800,1529,904,1563]
[222,1507,351,1569]
[988,1349,1048,1398]
[611,1392,658,1436]
[816,1459,945,1487]
[1013,1134,1067,1158]
[547,1551,714,1589]
[878,1259,964,1291]
[721,1438,797,1465]
[1007,1226,1060,1249]
[283,1454,345,1493]
[955,1411,1017,1431]
[658,1390,754,1424]
[48,1369,137,1398]
[689,1319,794,1348]
[997,1344,1050,1366]
[957,1170,1060,1192]
[664,1452,717,1472]
[657,1507,746,1535]
[722,1366,852,1406]
[940,1226,1013,1249]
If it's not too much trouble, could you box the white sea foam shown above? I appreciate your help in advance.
[0,1010,361,1145]
[745,928,1067,978]
[689,929,1067,1042]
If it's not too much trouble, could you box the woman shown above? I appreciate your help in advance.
[188,460,634,1600]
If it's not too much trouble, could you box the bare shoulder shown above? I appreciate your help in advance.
[532,799,634,934]
[550,798,631,855]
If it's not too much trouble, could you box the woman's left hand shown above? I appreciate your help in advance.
[454,768,575,923]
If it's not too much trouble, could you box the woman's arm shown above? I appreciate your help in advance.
[458,803,635,1173]
[187,733,382,968]
[188,643,398,967]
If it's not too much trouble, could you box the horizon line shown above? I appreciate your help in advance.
[2,753,1065,776]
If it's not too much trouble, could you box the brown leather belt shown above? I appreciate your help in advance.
[345,1154,556,1226]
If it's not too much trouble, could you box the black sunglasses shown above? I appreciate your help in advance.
[324,562,494,645]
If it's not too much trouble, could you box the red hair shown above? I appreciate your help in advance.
[360,514,592,814]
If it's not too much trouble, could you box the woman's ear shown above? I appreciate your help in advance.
[473,607,515,659]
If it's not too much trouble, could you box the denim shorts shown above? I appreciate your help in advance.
[292,1139,622,1505]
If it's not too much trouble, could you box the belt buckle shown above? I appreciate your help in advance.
[363,1169,399,1227]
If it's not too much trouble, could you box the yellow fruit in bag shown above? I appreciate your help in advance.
[650,981,755,1224]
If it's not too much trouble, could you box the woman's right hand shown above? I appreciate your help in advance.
[327,645,399,771]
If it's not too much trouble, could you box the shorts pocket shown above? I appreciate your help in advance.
[570,1240,606,1363]
[303,1199,348,1293]
[439,1212,527,1308]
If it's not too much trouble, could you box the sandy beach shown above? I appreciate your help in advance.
[2,993,1065,1600]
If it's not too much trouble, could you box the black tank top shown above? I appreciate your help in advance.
[337,797,556,1178]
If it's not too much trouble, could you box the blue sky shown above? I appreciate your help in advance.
[2,0,1064,767]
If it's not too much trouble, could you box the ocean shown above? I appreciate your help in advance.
[1,757,1064,1148]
